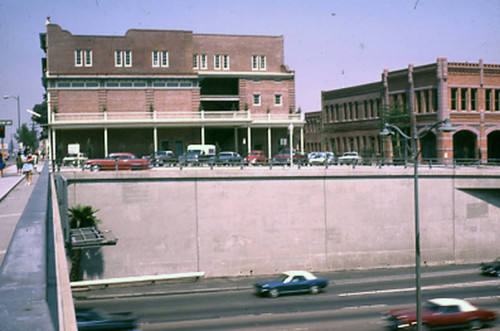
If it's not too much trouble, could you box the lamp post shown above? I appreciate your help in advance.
[4,95,21,130]
[379,118,455,331]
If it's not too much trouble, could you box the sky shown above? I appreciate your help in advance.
[1,0,499,142]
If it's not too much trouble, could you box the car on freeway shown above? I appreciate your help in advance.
[338,151,362,165]
[308,152,335,166]
[244,150,267,165]
[480,256,500,277]
[210,151,243,165]
[63,152,88,167]
[254,270,329,298]
[382,298,497,330]
[85,152,150,172]
[152,150,177,166]
[76,308,139,331]
[272,149,308,165]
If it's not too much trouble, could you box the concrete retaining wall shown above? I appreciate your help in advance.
[60,166,500,279]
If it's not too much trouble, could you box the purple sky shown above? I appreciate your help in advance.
[1,0,499,141]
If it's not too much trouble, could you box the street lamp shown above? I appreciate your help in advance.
[4,95,21,130]
[379,118,455,331]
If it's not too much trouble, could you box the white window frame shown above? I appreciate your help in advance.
[214,54,221,70]
[200,54,207,69]
[260,55,266,71]
[252,55,258,70]
[124,50,132,67]
[161,51,168,67]
[152,51,160,67]
[275,94,282,106]
[253,94,261,106]
[84,50,92,67]
[193,54,199,69]
[115,50,123,67]
[75,50,83,67]
[223,54,230,70]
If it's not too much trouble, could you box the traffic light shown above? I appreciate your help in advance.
[0,125,4,138]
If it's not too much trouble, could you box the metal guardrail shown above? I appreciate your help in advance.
[71,272,205,289]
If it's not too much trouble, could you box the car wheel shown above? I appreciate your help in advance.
[469,319,483,330]
[268,288,279,298]
[90,164,101,172]
[422,324,431,331]
[309,285,319,295]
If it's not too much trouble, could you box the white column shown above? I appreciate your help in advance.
[247,126,251,154]
[300,127,304,152]
[51,129,56,162]
[268,127,272,159]
[104,128,108,157]
[201,126,205,145]
[153,127,158,152]
[289,124,294,166]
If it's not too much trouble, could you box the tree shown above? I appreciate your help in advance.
[31,94,48,140]
[68,204,100,281]
[14,124,37,151]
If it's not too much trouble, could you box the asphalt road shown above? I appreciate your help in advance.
[74,266,500,330]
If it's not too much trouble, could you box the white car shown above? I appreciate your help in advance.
[338,152,362,165]
[309,152,335,165]
[62,152,88,166]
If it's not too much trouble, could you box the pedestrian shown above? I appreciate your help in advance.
[0,153,4,178]
[21,148,34,185]
[16,151,23,175]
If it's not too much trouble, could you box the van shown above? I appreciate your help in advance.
[179,144,216,164]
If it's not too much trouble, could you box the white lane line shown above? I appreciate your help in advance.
[0,213,22,218]
[338,280,500,297]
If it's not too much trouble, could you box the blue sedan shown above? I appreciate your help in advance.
[254,270,329,298]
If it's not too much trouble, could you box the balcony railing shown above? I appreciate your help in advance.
[51,111,304,126]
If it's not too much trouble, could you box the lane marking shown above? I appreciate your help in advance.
[338,280,500,297]
[0,213,22,218]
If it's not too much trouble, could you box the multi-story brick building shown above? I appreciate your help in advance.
[311,57,500,163]
[40,21,304,160]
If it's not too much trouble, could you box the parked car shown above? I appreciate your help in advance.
[338,151,362,165]
[85,152,150,171]
[245,150,267,165]
[480,257,500,277]
[309,152,335,165]
[152,150,177,166]
[210,151,243,165]
[382,298,497,330]
[254,270,329,298]
[272,149,308,165]
[63,152,88,167]
[76,308,138,331]
[178,144,216,165]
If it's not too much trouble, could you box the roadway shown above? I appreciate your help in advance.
[74,265,500,330]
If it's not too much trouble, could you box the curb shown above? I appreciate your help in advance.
[0,176,24,203]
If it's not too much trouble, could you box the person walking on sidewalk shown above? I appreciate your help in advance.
[16,151,23,175]
[21,148,34,185]
[0,153,4,178]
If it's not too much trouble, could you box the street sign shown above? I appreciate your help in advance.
[0,120,13,125]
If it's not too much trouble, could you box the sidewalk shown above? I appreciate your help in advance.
[0,164,25,202]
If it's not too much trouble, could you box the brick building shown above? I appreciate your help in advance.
[308,57,500,162]
[40,21,304,160]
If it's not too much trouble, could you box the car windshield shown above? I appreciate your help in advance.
[66,154,77,157]
[277,274,288,282]
[344,152,357,156]
[249,152,260,156]
[424,302,441,312]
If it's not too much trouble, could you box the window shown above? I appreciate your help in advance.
[124,50,132,67]
[253,94,261,106]
[115,51,123,67]
[460,88,467,110]
[451,88,458,110]
[485,89,492,111]
[471,88,477,111]
[274,94,282,106]
[152,51,160,67]
[75,50,92,67]
[193,54,199,69]
[495,90,500,111]
[252,55,266,70]
[214,54,221,70]
[85,50,92,66]
[161,51,168,67]
[223,55,230,70]
[200,54,207,69]
[153,51,168,67]
[75,50,83,67]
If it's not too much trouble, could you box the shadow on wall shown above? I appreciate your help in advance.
[460,189,500,209]
[80,248,104,279]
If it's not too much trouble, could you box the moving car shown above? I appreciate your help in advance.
[63,152,88,167]
[338,151,362,165]
[254,270,329,298]
[480,256,500,277]
[210,151,243,165]
[152,150,177,166]
[245,150,267,165]
[76,308,138,330]
[382,298,497,330]
[308,152,335,165]
[85,152,150,171]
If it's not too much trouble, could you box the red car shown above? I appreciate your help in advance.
[85,152,150,171]
[382,298,497,330]
[244,151,267,165]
